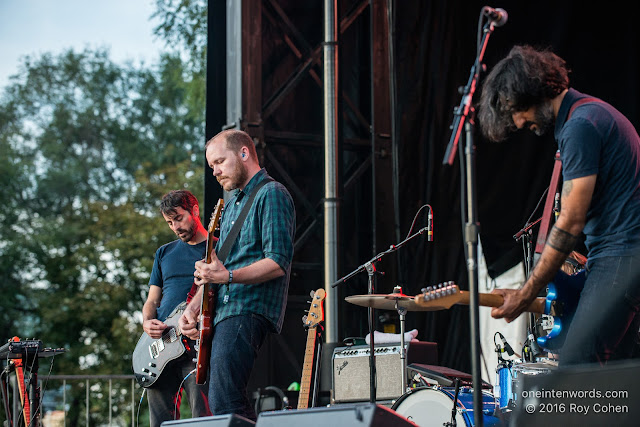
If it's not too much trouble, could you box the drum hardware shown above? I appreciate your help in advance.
[334,215,431,403]
[444,378,462,427]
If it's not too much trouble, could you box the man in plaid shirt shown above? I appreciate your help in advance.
[179,129,295,421]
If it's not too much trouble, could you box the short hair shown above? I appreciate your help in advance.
[159,190,198,216]
[205,129,258,159]
[478,45,570,141]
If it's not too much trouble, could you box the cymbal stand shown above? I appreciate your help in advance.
[394,295,409,393]
[333,226,430,403]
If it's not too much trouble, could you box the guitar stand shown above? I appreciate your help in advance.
[0,353,41,427]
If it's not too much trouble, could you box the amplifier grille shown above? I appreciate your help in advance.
[332,345,405,403]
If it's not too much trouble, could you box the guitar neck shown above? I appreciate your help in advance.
[458,291,546,314]
[297,326,318,409]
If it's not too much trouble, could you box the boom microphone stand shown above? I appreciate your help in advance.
[441,7,507,427]
[333,225,431,403]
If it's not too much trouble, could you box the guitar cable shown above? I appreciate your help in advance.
[136,388,146,427]
[172,368,197,421]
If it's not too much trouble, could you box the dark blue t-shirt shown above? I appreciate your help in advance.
[149,239,206,321]
[555,89,640,259]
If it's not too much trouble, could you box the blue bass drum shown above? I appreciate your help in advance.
[391,386,502,426]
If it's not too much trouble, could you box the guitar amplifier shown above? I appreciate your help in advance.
[331,341,437,403]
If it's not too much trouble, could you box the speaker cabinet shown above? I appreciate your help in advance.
[256,403,414,426]
[332,342,437,403]
[161,414,255,426]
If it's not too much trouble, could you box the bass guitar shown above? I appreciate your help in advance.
[297,288,326,409]
[132,302,189,387]
[415,269,584,352]
[195,198,224,385]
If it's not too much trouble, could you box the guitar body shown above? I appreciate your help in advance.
[195,284,216,384]
[132,304,187,387]
[537,269,585,351]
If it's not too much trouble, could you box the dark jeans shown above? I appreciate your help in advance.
[147,352,211,427]
[560,255,640,366]
[208,314,270,421]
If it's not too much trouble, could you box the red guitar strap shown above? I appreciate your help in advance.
[534,97,603,254]
[535,151,562,254]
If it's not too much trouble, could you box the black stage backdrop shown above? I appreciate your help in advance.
[206,0,640,382]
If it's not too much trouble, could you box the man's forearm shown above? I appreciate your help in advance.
[142,301,158,322]
[522,224,578,299]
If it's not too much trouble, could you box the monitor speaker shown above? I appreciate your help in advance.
[510,359,640,427]
[161,414,255,426]
[255,403,413,426]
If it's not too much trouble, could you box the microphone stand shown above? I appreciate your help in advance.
[333,226,430,403]
[441,16,501,427]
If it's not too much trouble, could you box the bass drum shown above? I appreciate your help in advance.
[391,387,502,426]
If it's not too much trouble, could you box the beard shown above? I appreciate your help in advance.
[532,101,555,136]
[217,159,249,192]
[175,221,196,242]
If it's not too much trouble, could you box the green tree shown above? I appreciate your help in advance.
[0,47,205,425]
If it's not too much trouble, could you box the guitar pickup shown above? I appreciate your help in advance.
[149,340,165,359]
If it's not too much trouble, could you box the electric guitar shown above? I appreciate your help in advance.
[195,199,225,385]
[132,303,189,387]
[298,288,326,409]
[415,269,584,351]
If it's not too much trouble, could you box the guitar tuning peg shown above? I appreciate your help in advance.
[302,315,308,323]
[309,290,316,298]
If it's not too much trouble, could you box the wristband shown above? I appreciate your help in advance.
[228,270,233,284]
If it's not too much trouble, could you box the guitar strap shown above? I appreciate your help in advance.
[534,97,603,255]
[534,150,562,254]
[217,177,273,263]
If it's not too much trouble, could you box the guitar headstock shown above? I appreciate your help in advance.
[415,282,461,310]
[302,289,326,328]
[208,199,224,233]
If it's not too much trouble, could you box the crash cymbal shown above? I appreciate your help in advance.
[345,293,442,311]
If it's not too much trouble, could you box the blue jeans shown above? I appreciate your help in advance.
[560,255,640,365]
[208,314,270,420]
[147,352,211,427]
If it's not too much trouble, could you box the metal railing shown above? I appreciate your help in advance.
[29,374,142,427]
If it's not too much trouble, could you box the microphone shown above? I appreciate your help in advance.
[427,208,433,242]
[483,6,508,27]
[554,192,560,221]
[498,332,515,356]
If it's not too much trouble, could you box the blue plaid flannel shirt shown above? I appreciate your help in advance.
[213,168,295,333]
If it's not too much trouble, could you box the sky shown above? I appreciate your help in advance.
[0,0,165,89]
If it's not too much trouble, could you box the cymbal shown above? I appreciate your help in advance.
[345,293,441,311]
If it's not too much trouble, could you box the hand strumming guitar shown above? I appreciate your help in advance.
[179,299,201,340]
